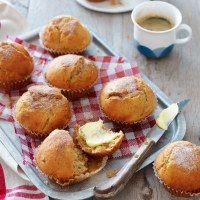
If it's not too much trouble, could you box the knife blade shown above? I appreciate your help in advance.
[93,99,189,199]
[146,98,190,143]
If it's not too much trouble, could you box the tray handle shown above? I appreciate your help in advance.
[93,138,155,199]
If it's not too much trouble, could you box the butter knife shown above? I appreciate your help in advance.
[94,99,190,199]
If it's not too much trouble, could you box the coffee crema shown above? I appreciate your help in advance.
[137,15,174,31]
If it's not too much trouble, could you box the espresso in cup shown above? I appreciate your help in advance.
[137,15,174,31]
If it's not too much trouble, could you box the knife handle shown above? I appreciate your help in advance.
[93,138,155,199]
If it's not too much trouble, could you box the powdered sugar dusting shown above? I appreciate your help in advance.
[1,47,14,57]
[173,145,199,172]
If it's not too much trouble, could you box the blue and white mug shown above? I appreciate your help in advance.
[131,1,192,58]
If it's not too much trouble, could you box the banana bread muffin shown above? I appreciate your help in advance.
[40,15,91,54]
[35,129,108,186]
[0,42,34,91]
[14,85,71,139]
[154,141,200,197]
[74,119,124,156]
[44,54,98,100]
[99,76,157,124]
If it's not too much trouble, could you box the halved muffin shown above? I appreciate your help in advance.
[74,119,124,157]
[35,129,107,186]
[99,76,157,124]
[14,85,71,139]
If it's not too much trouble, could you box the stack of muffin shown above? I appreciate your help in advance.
[6,15,200,195]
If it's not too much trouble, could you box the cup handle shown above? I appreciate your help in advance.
[175,24,192,44]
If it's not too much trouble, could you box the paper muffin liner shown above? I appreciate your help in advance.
[34,154,108,187]
[61,87,93,100]
[39,26,92,55]
[98,81,158,125]
[0,75,31,91]
[153,162,200,198]
[13,106,70,140]
[54,156,108,186]
[98,102,157,126]
[44,74,98,100]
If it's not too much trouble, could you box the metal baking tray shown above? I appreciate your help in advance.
[0,27,186,200]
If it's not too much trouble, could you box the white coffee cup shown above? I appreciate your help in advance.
[131,1,192,58]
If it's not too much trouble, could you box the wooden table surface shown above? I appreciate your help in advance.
[7,0,200,199]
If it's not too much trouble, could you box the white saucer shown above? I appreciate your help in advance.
[0,0,28,41]
[76,0,149,13]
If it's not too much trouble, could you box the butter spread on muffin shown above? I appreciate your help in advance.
[99,76,157,124]
[154,141,200,197]
[14,85,71,138]
[44,54,98,99]
[0,42,34,91]
[74,119,124,156]
[40,15,91,54]
[35,129,108,186]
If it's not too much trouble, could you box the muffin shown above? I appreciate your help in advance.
[14,85,71,139]
[74,119,124,156]
[35,129,108,186]
[44,54,98,100]
[40,15,91,54]
[154,141,200,197]
[99,76,157,124]
[0,42,34,91]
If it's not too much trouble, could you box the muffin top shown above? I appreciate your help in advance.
[154,141,200,192]
[14,85,71,136]
[41,15,91,53]
[45,54,98,91]
[0,42,34,81]
[99,76,157,123]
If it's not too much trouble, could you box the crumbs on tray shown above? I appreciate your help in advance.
[106,169,119,178]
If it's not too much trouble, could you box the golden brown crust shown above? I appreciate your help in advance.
[154,141,200,193]
[14,85,71,136]
[99,76,157,124]
[41,15,91,53]
[45,54,98,91]
[74,123,124,157]
[0,42,33,82]
[35,130,75,182]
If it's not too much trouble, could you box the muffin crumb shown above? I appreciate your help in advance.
[106,169,119,178]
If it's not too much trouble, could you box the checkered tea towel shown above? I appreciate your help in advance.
[0,36,156,167]
[0,141,48,200]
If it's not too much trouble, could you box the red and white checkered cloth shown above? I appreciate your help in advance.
[0,36,156,198]
[0,141,48,200]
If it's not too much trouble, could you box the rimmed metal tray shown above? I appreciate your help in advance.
[0,27,186,200]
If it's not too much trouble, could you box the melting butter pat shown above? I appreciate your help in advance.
[79,120,122,147]
[156,103,179,130]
